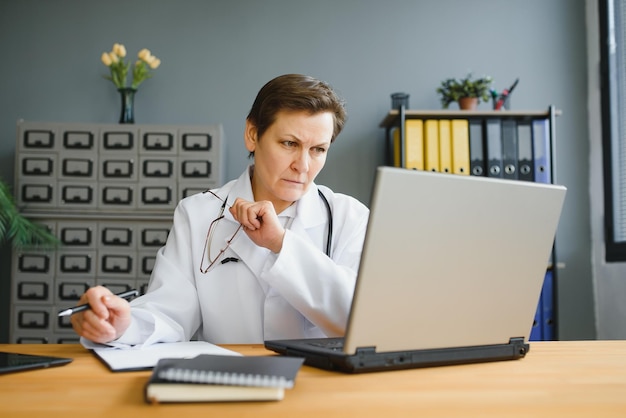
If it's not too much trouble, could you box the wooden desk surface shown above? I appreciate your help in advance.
[0,341,625,417]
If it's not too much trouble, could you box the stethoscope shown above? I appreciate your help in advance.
[207,188,333,262]
[317,188,333,257]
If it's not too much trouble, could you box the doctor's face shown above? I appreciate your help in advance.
[245,110,333,213]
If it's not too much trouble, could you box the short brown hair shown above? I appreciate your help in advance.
[246,74,347,142]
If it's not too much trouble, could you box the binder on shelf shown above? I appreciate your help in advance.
[390,124,407,167]
[438,120,452,174]
[517,120,534,182]
[392,128,401,167]
[501,119,518,180]
[393,120,424,170]
[529,295,543,341]
[468,119,485,176]
[450,119,470,175]
[541,269,555,340]
[532,119,552,183]
[424,120,440,172]
[406,119,424,170]
[485,119,503,178]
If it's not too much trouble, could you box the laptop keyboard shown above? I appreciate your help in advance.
[307,338,345,351]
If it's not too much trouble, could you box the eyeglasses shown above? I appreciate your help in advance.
[199,190,243,273]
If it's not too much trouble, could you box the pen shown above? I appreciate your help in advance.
[507,78,520,96]
[57,289,139,317]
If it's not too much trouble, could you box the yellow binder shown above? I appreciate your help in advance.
[405,120,424,170]
[392,120,424,170]
[424,120,440,172]
[393,128,401,167]
[438,120,452,174]
[451,119,470,175]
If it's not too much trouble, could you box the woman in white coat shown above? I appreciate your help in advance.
[71,74,369,346]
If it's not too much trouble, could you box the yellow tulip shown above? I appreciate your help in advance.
[149,58,161,69]
[108,52,119,64]
[138,48,151,62]
[101,52,112,66]
[101,44,160,89]
[113,43,127,58]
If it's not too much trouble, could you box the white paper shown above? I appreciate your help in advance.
[93,341,241,371]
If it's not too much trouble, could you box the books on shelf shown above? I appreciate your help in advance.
[450,119,470,175]
[468,119,485,176]
[387,114,553,184]
[532,118,552,183]
[145,354,305,403]
[392,120,424,170]
[501,119,519,180]
[438,119,452,174]
[529,269,555,341]
[485,119,503,178]
[517,120,534,182]
[424,119,439,172]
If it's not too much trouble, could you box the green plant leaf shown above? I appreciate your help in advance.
[436,73,493,108]
[0,178,59,250]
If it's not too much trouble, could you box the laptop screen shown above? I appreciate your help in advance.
[344,167,566,354]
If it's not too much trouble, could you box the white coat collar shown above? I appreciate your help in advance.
[220,165,327,230]
[220,166,328,280]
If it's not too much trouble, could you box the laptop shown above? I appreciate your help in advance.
[265,166,566,373]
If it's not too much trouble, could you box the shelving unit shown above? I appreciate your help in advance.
[379,106,561,340]
[10,120,224,343]
[380,107,560,173]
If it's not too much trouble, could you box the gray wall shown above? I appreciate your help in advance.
[0,0,597,342]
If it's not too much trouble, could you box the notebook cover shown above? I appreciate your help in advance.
[145,354,304,403]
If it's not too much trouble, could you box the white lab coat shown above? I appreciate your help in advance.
[112,166,369,346]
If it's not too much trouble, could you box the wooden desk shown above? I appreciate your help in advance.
[0,341,625,417]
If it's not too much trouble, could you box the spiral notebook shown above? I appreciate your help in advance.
[265,167,566,373]
[145,354,304,403]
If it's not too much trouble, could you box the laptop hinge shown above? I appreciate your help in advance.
[354,346,377,356]
[509,337,529,355]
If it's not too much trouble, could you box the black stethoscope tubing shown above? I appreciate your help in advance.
[317,189,332,258]
[211,188,333,258]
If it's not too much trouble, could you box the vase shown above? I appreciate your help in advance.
[458,97,478,110]
[492,95,511,110]
[117,87,137,124]
[390,92,410,109]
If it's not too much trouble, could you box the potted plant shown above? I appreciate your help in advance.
[0,178,59,250]
[436,73,493,110]
[100,43,161,124]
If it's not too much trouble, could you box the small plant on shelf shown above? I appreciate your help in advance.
[436,73,493,110]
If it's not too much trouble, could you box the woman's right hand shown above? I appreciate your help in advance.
[70,285,132,344]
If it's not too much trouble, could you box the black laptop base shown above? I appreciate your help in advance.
[264,337,529,373]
